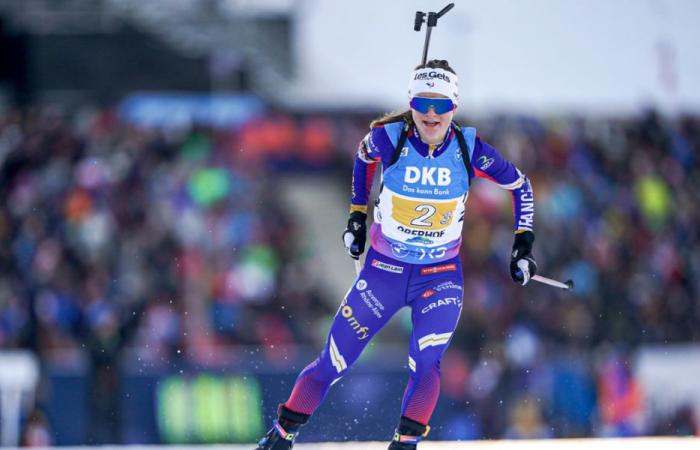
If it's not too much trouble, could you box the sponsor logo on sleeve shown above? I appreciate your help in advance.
[518,189,535,230]
[420,263,457,275]
[371,259,404,274]
[477,155,495,170]
[356,279,367,290]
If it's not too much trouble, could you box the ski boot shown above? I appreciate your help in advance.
[388,416,430,450]
[255,404,310,450]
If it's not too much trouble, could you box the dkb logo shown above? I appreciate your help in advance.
[405,166,451,186]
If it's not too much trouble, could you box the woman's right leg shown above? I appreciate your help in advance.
[285,253,409,414]
[256,249,410,449]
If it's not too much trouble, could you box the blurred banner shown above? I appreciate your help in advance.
[46,369,409,444]
[118,93,265,130]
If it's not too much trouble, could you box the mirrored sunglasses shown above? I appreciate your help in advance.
[409,96,455,114]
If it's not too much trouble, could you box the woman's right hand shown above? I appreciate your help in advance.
[342,212,367,259]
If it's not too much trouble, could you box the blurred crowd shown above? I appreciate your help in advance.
[0,106,335,444]
[0,106,699,443]
[0,107,336,362]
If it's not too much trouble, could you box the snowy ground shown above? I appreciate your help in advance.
[13,438,698,450]
[206,437,698,450]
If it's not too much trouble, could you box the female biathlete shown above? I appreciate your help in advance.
[255,59,537,450]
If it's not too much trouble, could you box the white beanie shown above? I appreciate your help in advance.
[408,67,459,105]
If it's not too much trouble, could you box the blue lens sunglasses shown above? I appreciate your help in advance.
[409,96,455,114]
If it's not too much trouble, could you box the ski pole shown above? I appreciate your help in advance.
[532,274,575,291]
[518,259,574,290]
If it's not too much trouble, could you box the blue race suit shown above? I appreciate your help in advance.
[285,122,534,426]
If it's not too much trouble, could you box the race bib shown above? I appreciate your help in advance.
[391,197,457,231]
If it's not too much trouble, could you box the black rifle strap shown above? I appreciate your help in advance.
[452,121,474,186]
[389,120,411,167]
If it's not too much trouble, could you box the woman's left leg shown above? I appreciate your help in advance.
[391,272,464,448]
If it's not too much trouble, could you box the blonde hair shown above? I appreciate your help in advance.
[369,110,412,129]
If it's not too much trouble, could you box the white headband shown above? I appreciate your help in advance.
[408,67,459,105]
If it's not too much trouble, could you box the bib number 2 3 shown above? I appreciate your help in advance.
[410,204,437,227]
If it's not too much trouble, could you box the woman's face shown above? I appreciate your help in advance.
[410,92,456,145]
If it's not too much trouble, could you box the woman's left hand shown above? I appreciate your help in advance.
[510,231,537,285]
